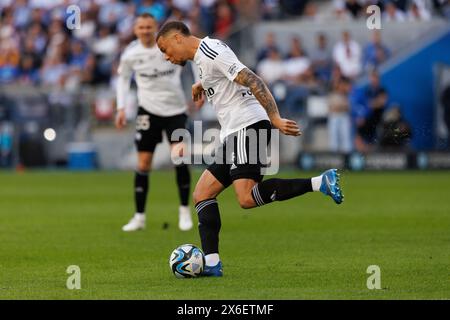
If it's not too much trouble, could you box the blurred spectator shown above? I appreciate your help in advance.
[28,22,48,55]
[98,0,126,27]
[137,0,167,22]
[407,1,432,21]
[310,32,333,86]
[283,37,313,85]
[345,0,363,18]
[363,30,391,71]
[379,105,412,150]
[198,0,217,35]
[116,3,137,40]
[256,32,280,64]
[333,0,352,20]
[354,70,388,152]
[389,0,410,12]
[256,47,285,86]
[21,37,43,69]
[68,39,89,70]
[0,43,20,83]
[303,1,319,20]
[261,0,282,20]
[441,84,450,148]
[0,23,20,83]
[17,54,40,85]
[92,24,119,80]
[433,0,450,19]
[285,36,307,59]
[333,31,362,79]
[40,52,68,87]
[214,1,235,40]
[328,76,353,153]
[12,0,31,29]
[383,1,406,22]
[281,37,315,116]
[166,5,191,28]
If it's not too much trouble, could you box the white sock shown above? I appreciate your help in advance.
[311,175,323,192]
[179,205,189,212]
[205,253,220,266]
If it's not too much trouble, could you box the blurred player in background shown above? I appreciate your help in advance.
[115,13,194,232]
[156,21,344,277]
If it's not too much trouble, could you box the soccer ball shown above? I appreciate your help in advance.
[169,244,205,278]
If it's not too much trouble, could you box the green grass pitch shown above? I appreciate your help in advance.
[0,170,449,299]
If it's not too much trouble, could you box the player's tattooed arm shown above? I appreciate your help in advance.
[234,68,301,136]
[234,68,279,119]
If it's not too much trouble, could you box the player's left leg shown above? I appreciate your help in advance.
[170,142,192,231]
[230,120,344,208]
[232,169,343,210]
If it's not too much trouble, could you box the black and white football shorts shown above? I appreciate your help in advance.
[135,107,188,153]
[207,120,272,188]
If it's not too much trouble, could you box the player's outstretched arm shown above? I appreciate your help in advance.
[234,68,301,136]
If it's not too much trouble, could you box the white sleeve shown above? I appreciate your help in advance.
[116,55,133,110]
[213,48,247,82]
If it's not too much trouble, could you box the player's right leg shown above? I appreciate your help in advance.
[192,168,228,277]
[122,152,154,231]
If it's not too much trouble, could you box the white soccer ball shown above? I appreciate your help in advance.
[169,244,205,278]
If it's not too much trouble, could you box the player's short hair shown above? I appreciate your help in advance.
[136,12,156,21]
[156,21,191,42]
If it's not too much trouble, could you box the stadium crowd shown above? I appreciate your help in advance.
[1,0,448,87]
[254,27,413,153]
[0,0,448,154]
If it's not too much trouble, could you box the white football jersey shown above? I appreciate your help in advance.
[193,37,269,142]
[117,40,187,117]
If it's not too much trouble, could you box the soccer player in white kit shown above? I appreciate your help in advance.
[115,14,194,232]
[156,21,344,276]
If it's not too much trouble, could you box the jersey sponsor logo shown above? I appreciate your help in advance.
[139,69,175,79]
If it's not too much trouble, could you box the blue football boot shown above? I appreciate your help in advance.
[319,169,344,204]
[202,261,223,277]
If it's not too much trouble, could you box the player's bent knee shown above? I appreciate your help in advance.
[238,194,256,209]
[137,155,152,172]
[137,163,151,172]
[193,188,207,204]
[193,187,219,205]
